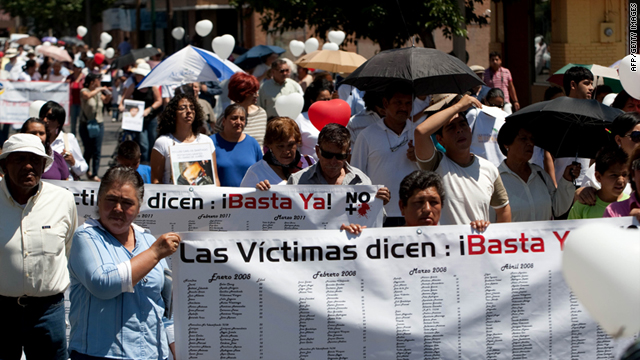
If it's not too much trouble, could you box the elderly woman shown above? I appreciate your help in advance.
[68,166,179,360]
[79,72,112,181]
[40,101,88,180]
[215,72,268,146]
[495,121,579,221]
[20,117,69,180]
[211,104,263,187]
[295,78,334,159]
[151,92,220,185]
[240,117,314,187]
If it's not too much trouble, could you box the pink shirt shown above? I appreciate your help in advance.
[483,67,512,103]
[603,192,639,218]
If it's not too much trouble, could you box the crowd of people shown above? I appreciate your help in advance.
[1,40,639,360]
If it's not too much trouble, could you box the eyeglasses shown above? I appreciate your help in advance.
[487,102,504,109]
[319,148,349,160]
[279,68,290,74]
[386,132,409,152]
[177,106,195,112]
[624,130,640,143]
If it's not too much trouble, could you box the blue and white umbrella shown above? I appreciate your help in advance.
[137,45,243,89]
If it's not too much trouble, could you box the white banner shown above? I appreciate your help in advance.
[46,181,384,233]
[172,218,639,360]
[0,81,70,124]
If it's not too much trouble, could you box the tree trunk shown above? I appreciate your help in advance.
[419,29,436,48]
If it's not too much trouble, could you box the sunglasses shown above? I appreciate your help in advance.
[279,69,290,74]
[319,148,349,160]
[624,130,640,143]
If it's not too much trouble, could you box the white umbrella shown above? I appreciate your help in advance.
[137,45,243,89]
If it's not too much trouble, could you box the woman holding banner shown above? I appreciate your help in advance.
[150,92,221,185]
[240,117,314,188]
[68,166,179,360]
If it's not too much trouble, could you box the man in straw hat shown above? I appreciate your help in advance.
[0,134,77,359]
[414,94,511,229]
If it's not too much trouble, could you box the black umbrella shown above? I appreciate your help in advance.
[110,47,161,69]
[505,97,623,159]
[60,36,85,47]
[341,46,484,95]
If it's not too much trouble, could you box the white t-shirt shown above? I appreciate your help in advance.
[347,109,382,147]
[337,85,364,116]
[554,157,590,186]
[294,112,319,160]
[411,96,431,117]
[351,118,421,217]
[240,160,286,187]
[47,73,66,82]
[161,84,179,100]
[417,151,509,225]
[466,106,507,167]
[153,133,216,184]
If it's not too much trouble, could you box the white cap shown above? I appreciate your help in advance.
[0,133,54,173]
[132,62,151,77]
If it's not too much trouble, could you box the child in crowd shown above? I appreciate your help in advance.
[116,140,152,183]
[603,146,640,219]
[568,147,629,219]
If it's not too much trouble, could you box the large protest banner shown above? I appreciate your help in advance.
[46,181,384,233]
[0,81,70,124]
[172,218,638,360]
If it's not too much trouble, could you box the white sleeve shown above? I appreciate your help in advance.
[116,260,134,293]
[68,135,88,176]
[350,132,369,175]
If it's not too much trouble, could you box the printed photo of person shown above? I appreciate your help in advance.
[175,160,215,185]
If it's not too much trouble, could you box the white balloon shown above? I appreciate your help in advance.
[77,26,88,38]
[212,34,235,60]
[195,20,213,37]
[35,45,42,55]
[328,30,346,45]
[275,93,304,120]
[619,54,640,99]
[42,41,51,47]
[29,100,46,118]
[322,42,339,51]
[562,223,640,338]
[145,44,153,48]
[171,27,185,40]
[105,47,115,59]
[304,38,319,54]
[100,32,112,45]
[289,40,305,57]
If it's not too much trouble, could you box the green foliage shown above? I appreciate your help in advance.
[230,0,489,49]
[0,0,117,36]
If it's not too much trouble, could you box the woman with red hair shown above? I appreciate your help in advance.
[215,72,268,147]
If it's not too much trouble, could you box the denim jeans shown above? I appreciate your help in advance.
[69,104,81,135]
[79,121,105,177]
[131,117,158,163]
[0,294,67,360]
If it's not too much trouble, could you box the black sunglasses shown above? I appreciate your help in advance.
[319,148,349,160]
[625,130,640,143]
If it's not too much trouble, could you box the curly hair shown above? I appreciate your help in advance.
[157,93,204,136]
[264,117,301,146]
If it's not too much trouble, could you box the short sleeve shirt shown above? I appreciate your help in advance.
[483,67,512,103]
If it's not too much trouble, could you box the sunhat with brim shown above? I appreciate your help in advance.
[469,65,485,73]
[425,93,459,112]
[132,62,151,77]
[5,48,19,58]
[0,134,54,174]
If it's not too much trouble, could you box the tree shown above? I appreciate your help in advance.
[0,0,116,36]
[230,0,489,50]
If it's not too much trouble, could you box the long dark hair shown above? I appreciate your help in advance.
[20,117,51,155]
[157,93,204,136]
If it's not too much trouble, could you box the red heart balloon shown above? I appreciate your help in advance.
[308,99,351,131]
